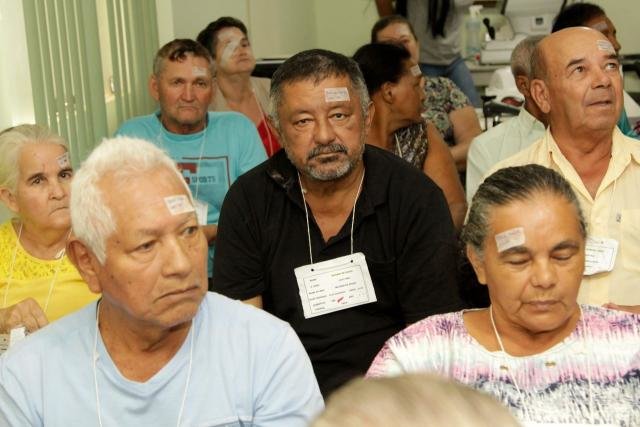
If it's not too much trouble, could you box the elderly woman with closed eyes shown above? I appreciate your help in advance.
[0,125,97,336]
[368,164,640,426]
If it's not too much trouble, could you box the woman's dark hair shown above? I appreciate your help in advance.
[353,43,411,95]
[461,164,587,255]
[370,15,417,44]
[552,3,605,32]
[196,16,248,59]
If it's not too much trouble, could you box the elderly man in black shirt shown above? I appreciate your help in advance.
[213,49,463,396]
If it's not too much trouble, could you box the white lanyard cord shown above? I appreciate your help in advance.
[93,301,195,427]
[489,305,592,423]
[2,222,65,313]
[394,133,403,158]
[298,169,365,265]
[489,305,531,422]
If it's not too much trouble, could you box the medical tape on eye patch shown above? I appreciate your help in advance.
[410,64,422,77]
[163,195,194,215]
[324,87,350,103]
[56,152,70,168]
[192,66,207,77]
[597,39,615,53]
[495,227,525,253]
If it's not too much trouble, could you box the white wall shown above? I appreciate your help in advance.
[168,0,317,58]
[0,0,35,130]
[312,0,379,56]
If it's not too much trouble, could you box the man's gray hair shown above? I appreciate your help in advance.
[461,164,586,256]
[0,124,67,194]
[70,136,192,264]
[268,49,370,131]
[510,35,544,78]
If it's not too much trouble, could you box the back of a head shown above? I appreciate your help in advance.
[462,164,586,255]
[269,49,370,128]
[196,16,248,59]
[552,3,605,32]
[153,38,214,77]
[0,124,66,193]
[353,43,411,95]
[71,136,190,264]
[312,374,521,427]
[510,35,544,78]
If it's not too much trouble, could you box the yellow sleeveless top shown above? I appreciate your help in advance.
[0,221,98,322]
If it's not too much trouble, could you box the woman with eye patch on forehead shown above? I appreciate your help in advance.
[354,42,467,232]
[197,17,281,157]
[0,125,98,340]
[367,164,640,426]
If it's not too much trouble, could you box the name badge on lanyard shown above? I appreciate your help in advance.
[584,236,618,276]
[295,252,377,319]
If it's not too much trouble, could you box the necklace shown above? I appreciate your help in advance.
[488,305,594,424]
[297,169,365,264]
[93,301,195,426]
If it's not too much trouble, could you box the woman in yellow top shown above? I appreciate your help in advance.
[0,124,97,334]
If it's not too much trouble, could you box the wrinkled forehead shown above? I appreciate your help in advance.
[18,142,69,173]
[378,22,413,40]
[216,27,246,45]
[544,30,613,69]
[281,75,359,106]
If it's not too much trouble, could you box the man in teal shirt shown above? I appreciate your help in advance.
[117,39,267,276]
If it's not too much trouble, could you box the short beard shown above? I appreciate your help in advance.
[284,136,365,182]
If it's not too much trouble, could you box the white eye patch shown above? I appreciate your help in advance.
[410,64,422,77]
[56,152,70,168]
[597,39,615,53]
[324,87,350,103]
[495,227,525,253]
[163,195,194,216]
[192,66,207,77]
[221,37,242,64]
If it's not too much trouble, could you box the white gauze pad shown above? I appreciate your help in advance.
[56,152,70,168]
[221,37,242,65]
[410,64,422,77]
[597,39,615,53]
[495,227,525,252]
[164,195,194,215]
[192,66,207,77]
[324,87,350,103]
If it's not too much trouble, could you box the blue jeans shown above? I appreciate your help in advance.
[420,55,482,107]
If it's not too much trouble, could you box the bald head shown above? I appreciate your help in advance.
[529,27,622,138]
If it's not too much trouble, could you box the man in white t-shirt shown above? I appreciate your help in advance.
[0,136,323,426]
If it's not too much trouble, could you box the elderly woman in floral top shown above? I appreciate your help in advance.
[371,15,482,174]
[354,42,466,231]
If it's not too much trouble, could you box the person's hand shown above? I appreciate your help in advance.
[603,303,640,315]
[0,298,49,334]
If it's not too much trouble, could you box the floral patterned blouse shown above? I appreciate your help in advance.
[422,76,471,147]
[393,122,428,170]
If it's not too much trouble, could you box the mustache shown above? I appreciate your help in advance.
[307,143,348,160]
